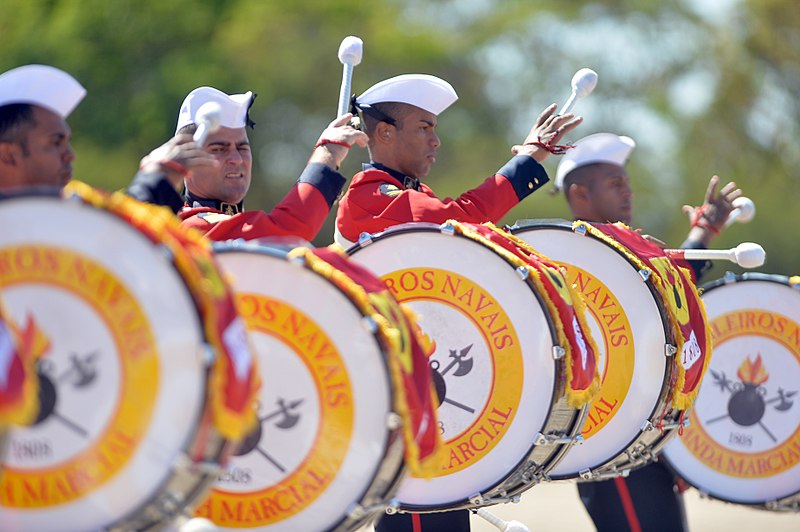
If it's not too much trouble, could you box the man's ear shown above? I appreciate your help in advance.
[567,182,589,203]
[0,141,21,168]
[375,121,393,144]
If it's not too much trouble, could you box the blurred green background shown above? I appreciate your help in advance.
[3,0,798,278]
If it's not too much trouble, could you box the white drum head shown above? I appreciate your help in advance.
[513,224,668,477]
[195,248,394,531]
[663,276,800,504]
[350,227,556,508]
[0,197,206,531]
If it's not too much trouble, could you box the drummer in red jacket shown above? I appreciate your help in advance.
[333,74,582,247]
[333,73,582,532]
[130,86,366,241]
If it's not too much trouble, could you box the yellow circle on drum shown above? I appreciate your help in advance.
[564,265,635,440]
[383,267,523,476]
[196,294,354,527]
[0,245,158,508]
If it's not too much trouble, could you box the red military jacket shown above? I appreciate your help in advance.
[178,163,345,242]
[334,157,549,246]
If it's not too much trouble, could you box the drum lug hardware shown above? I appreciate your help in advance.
[664,344,677,357]
[439,222,456,235]
[573,223,587,235]
[638,269,651,282]
[158,243,174,262]
[357,232,374,246]
[202,343,216,366]
[516,266,530,281]
[386,412,402,430]
[384,499,401,515]
[641,419,655,432]
[469,492,487,506]
[765,500,779,511]
[658,418,690,431]
[579,468,593,480]
[580,468,629,481]
[723,270,737,284]
[361,316,379,333]
[551,346,566,360]
[534,432,581,446]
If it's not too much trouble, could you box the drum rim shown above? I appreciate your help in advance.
[511,219,688,479]
[210,245,405,530]
[665,272,800,509]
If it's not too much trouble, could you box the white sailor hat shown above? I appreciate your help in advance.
[555,132,636,190]
[0,65,86,118]
[176,86,255,133]
[355,74,458,116]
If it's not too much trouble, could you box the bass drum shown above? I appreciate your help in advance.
[510,220,681,480]
[0,184,255,531]
[347,222,592,511]
[194,241,406,531]
[663,273,800,511]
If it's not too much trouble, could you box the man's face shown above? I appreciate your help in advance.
[388,106,440,179]
[580,163,634,224]
[13,106,75,188]
[185,126,252,204]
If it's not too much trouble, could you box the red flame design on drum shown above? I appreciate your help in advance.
[736,354,769,386]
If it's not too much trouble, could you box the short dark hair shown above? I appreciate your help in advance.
[0,104,36,155]
[361,102,411,136]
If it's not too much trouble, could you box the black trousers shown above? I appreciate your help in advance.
[375,509,471,532]
[577,461,687,532]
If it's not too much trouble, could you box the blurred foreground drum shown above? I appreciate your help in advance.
[194,241,435,531]
[663,273,800,511]
[347,221,598,511]
[510,220,710,480]
[0,183,257,531]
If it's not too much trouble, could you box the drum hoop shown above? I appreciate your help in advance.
[348,222,591,509]
[664,272,800,510]
[211,244,406,529]
[0,190,237,531]
[511,220,690,478]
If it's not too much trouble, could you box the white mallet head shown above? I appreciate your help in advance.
[192,102,223,146]
[571,68,598,99]
[338,36,363,67]
[178,517,218,532]
[731,196,756,223]
[733,242,765,268]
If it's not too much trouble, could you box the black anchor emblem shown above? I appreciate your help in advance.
[430,344,476,414]
[233,397,304,473]
[34,355,97,439]
[706,355,795,443]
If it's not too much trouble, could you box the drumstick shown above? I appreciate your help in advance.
[475,508,530,532]
[192,102,223,147]
[558,68,598,116]
[724,196,756,228]
[664,242,765,269]
[337,35,363,117]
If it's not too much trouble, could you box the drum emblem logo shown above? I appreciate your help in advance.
[707,354,796,442]
[0,245,158,508]
[683,309,800,478]
[382,267,524,476]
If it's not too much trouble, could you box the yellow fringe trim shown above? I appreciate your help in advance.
[448,221,601,408]
[63,181,259,441]
[288,246,443,478]
[574,221,713,411]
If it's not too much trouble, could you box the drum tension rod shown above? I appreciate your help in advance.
[469,493,521,507]
[579,468,630,481]
[640,418,689,432]
[534,432,584,446]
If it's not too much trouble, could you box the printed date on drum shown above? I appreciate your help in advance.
[729,432,753,448]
